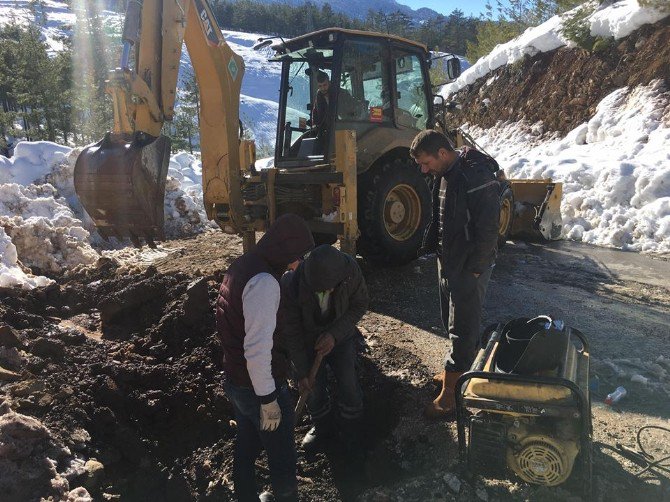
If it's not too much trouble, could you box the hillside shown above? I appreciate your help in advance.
[446,14,670,139]
[440,2,670,253]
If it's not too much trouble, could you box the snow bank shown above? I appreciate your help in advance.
[0,183,99,274]
[0,226,53,289]
[442,0,669,99]
[164,152,216,238]
[467,80,670,253]
[0,141,71,186]
[0,142,215,289]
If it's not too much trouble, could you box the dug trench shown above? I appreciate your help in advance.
[0,262,426,501]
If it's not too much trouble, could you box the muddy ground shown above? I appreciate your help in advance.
[0,230,668,501]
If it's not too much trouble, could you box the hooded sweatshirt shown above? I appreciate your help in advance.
[216,214,314,402]
[279,245,369,378]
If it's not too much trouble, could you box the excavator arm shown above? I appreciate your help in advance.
[74,0,253,246]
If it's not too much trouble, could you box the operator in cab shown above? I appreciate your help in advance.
[308,70,363,145]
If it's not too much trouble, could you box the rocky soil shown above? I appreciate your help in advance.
[445,17,670,138]
[0,230,668,501]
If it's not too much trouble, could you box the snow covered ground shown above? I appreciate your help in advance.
[0,144,214,289]
[440,1,670,254]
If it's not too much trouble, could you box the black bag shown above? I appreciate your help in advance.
[494,316,568,375]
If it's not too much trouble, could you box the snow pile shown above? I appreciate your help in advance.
[0,143,99,286]
[0,183,99,274]
[0,141,71,186]
[164,152,216,238]
[442,0,669,98]
[0,142,216,289]
[0,226,53,289]
[468,80,670,253]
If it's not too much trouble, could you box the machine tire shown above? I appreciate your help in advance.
[498,183,514,248]
[357,159,431,265]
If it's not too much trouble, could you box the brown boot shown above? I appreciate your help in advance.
[424,371,463,419]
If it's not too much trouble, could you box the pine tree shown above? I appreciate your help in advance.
[71,0,115,143]
[169,72,200,154]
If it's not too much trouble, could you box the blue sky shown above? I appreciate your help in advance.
[400,0,490,17]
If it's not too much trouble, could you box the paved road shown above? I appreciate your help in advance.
[519,240,670,289]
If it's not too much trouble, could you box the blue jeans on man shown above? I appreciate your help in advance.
[224,381,297,502]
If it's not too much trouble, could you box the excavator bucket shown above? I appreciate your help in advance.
[74,132,171,247]
[509,180,563,240]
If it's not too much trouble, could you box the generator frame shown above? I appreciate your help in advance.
[455,327,593,496]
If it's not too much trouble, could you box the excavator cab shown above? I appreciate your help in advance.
[272,30,433,170]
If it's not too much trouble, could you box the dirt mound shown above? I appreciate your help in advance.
[447,17,670,136]
[0,267,235,500]
[0,262,434,501]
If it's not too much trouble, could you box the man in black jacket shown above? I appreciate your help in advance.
[279,245,369,452]
[410,130,500,419]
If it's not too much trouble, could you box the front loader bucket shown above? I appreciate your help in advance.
[509,180,563,241]
[74,132,171,247]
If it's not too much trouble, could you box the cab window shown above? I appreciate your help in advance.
[338,40,391,124]
[393,52,428,130]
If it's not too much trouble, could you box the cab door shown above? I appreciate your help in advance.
[391,48,431,131]
[334,38,393,144]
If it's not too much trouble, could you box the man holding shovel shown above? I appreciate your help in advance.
[280,245,369,454]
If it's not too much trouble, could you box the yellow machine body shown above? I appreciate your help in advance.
[456,322,592,491]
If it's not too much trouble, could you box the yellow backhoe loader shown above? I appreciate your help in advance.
[74,0,563,264]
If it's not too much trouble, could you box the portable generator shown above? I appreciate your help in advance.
[455,316,592,492]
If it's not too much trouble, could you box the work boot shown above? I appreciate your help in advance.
[301,417,337,454]
[424,371,463,419]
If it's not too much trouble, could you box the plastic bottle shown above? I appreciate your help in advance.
[604,386,627,405]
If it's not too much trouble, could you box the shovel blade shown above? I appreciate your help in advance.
[74,132,171,246]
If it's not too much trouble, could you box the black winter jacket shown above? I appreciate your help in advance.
[278,246,369,379]
[422,148,500,278]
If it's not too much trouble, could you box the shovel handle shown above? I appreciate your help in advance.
[294,353,324,417]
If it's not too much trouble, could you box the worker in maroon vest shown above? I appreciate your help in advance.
[216,214,314,502]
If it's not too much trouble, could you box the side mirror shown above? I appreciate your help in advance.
[446,57,461,80]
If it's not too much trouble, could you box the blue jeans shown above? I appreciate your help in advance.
[224,381,297,502]
[307,336,363,421]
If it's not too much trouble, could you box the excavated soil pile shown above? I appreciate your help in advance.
[1,232,669,501]
[446,17,670,136]
[0,259,427,501]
